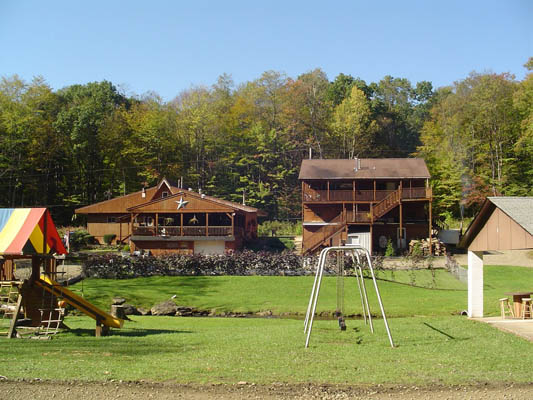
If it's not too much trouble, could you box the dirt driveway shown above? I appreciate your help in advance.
[2,381,533,399]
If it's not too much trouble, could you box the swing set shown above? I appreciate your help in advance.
[304,245,395,348]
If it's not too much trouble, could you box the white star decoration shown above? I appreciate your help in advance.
[176,196,189,209]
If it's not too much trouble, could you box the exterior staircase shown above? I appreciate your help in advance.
[372,188,401,220]
[303,212,347,255]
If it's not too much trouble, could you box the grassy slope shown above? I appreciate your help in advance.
[72,266,533,317]
[2,266,533,384]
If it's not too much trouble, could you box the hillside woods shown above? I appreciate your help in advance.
[1,59,532,225]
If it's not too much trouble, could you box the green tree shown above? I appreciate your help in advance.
[55,81,128,205]
[331,86,377,158]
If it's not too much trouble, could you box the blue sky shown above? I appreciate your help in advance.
[1,0,531,100]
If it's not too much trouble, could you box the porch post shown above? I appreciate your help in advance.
[428,201,432,255]
[399,181,403,245]
[180,213,183,236]
[206,213,209,236]
[468,250,484,318]
[369,224,373,254]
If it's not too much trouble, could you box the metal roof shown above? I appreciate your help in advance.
[298,158,431,180]
[487,197,533,236]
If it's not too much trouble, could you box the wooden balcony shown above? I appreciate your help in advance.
[132,225,233,238]
[345,210,372,223]
[303,187,431,203]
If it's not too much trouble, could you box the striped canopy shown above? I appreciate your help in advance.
[0,208,67,255]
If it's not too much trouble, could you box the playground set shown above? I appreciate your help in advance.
[304,245,394,348]
[0,208,123,339]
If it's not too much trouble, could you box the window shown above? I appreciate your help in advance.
[162,191,169,198]
[107,217,117,223]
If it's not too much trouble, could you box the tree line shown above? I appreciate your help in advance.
[1,59,531,226]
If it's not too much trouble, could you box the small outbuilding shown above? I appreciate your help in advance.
[459,197,533,317]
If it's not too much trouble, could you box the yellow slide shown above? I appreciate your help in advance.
[35,275,123,329]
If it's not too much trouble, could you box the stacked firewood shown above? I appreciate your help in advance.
[409,237,446,256]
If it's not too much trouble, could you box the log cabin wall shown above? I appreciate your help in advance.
[87,214,130,244]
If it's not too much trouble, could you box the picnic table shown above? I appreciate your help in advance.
[505,291,532,318]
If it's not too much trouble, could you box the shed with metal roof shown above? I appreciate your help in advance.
[459,197,533,317]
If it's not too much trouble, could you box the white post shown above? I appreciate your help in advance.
[468,250,484,318]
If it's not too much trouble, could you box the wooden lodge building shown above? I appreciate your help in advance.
[75,179,261,255]
[299,158,432,255]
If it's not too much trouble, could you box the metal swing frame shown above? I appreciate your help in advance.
[304,245,394,348]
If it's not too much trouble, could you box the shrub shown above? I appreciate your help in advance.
[81,250,386,279]
[103,234,117,245]
[69,229,95,251]
[82,250,307,279]
[385,239,395,257]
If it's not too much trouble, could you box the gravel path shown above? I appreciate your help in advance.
[2,381,533,400]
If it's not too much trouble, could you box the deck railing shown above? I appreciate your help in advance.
[345,210,372,223]
[133,225,233,237]
[303,187,431,202]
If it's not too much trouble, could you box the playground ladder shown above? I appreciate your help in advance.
[31,281,65,339]
[35,306,65,338]
[0,282,23,338]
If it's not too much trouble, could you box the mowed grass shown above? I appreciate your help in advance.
[71,266,533,317]
[2,315,532,384]
[2,265,533,384]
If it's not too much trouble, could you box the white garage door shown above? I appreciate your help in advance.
[194,240,226,255]
[347,232,371,253]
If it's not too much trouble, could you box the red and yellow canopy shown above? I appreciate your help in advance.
[0,208,67,255]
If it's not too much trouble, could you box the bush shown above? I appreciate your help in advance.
[82,250,307,279]
[103,234,117,245]
[385,239,395,257]
[69,229,95,251]
[81,250,387,279]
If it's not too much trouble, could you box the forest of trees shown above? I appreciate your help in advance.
[1,58,532,226]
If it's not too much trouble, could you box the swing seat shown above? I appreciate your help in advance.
[338,316,346,331]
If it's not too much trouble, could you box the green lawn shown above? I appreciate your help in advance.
[71,266,533,317]
[1,315,532,384]
[2,265,533,384]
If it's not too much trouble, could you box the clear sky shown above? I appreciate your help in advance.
[1,0,531,100]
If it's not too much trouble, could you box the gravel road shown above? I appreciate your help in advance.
[2,381,533,400]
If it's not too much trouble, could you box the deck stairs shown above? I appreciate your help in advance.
[303,213,347,255]
[372,188,401,220]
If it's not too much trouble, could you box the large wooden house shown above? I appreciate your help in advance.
[75,179,260,255]
[299,158,432,255]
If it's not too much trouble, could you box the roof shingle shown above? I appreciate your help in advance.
[298,158,430,180]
